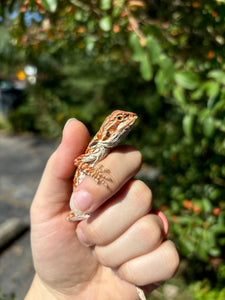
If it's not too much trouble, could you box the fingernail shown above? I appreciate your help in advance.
[63,118,77,130]
[151,209,169,236]
[76,228,93,247]
[70,190,93,212]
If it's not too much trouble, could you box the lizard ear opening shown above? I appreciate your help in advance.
[89,141,98,147]
[102,131,111,141]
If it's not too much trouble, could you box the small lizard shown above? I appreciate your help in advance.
[67,110,147,300]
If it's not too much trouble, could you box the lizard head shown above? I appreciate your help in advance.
[96,110,138,148]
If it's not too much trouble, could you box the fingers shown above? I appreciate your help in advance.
[77,180,153,246]
[117,240,180,286]
[76,179,179,287]
[94,214,164,268]
[70,146,142,215]
[31,119,90,221]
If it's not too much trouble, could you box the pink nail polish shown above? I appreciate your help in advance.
[151,209,169,236]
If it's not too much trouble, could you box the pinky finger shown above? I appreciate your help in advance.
[116,240,179,287]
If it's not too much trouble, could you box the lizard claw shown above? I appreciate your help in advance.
[96,164,110,173]
[91,164,113,187]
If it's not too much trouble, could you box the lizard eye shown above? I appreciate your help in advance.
[116,115,123,121]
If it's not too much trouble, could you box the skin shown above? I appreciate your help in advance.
[25,119,179,300]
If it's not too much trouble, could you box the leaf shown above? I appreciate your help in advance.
[99,15,112,31]
[175,71,200,90]
[139,53,153,81]
[207,96,219,110]
[208,69,225,85]
[41,0,57,12]
[203,117,215,138]
[155,69,166,95]
[101,0,112,10]
[191,86,205,100]
[205,81,220,98]
[209,247,221,257]
[202,198,213,213]
[183,114,194,138]
[129,32,144,62]
[146,35,162,64]
[173,85,186,105]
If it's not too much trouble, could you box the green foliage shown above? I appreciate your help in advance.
[0,0,225,292]
[190,278,225,300]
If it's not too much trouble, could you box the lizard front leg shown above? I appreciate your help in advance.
[67,156,112,221]
[74,157,112,188]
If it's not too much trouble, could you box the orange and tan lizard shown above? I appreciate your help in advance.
[67,110,146,300]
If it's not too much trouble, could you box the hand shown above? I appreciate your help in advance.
[25,119,179,300]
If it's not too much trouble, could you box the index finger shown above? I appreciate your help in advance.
[69,146,142,218]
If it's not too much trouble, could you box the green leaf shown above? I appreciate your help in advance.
[205,81,220,98]
[99,15,112,31]
[146,35,162,64]
[155,69,168,95]
[140,53,153,81]
[207,96,219,110]
[41,0,57,12]
[202,198,213,213]
[191,86,205,100]
[175,71,199,90]
[208,69,225,85]
[203,117,215,138]
[129,33,144,62]
[183,114,194,138]
[101,0,112,10]
[173,86,186,105]
[209,247,221,257]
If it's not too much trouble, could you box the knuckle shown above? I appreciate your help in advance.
[116,145,142,169]
[132,180,153,211]
[83,221,106,245]
[163,241,180,279]
[132,149,143,170]
[136,215,163,245]
[94,246,115,268]
[117,260,137,285]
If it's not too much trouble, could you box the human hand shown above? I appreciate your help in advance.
[25,119,179,300]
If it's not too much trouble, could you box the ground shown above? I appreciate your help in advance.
[0,133,57,300]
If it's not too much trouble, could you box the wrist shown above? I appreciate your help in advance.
[25,274,77,300]
[25,274,57,300]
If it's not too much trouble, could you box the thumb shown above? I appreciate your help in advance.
[31,119,90,222]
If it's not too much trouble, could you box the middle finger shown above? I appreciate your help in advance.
[76,180,153,246]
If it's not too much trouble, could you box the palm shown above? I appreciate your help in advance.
[31,210,136,299]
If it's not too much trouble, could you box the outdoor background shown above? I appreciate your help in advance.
[0,0,225,299]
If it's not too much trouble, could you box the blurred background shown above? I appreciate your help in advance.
[0,0,224,299]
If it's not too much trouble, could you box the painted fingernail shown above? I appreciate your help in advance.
[151,209,169,236]
[70,190,93,212]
